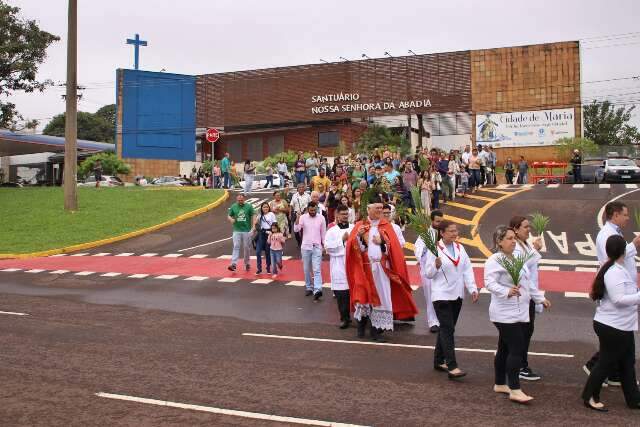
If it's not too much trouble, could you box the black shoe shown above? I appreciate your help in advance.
[339,320,351,329]
[266,267,271,274]
[448,370,467,379]
[519,367,541,381]
[227,264,236,271]
[245,264,251,271]
[305,290,313,297]
[357,319,367,338]
[255,270,262,275]
[371,327,387,343]
[430,325,440,334]
[434,364,448,372]
[313,292,322,302]
[584,400,608,412]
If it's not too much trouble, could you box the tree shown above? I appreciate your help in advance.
[583,101,640,145]
[78,152,130,178]
[357,124,411,156]
[43,109,114,143]
[0,2,59,129]
[554,137,598,161]
[95,104,116,129]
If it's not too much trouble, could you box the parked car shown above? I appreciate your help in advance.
[77,175,124,187]
[238,173,288,191]
[0,182,23,188]
[149,176,191,186]
[600,157,640,183]
[564,162,602,184]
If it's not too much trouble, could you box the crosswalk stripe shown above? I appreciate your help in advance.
[188,254,208,259]
[479,288,490,294]
[128,274,149,279]
[70,253,89,257]
[252,279,273,284]
[285,281,306,287]
[1,268,22,272]
[163,254,183,258]
[572,184,584,189]
[115,253,134,257]
[50,254,68,257]
[546,184,560,188]
[92,252,111,257]
[539,266,560,271]
[599,184,611,189]
[75,271,95,276]
[565,292,589,298]
[576,267,597,273]
[50,270,69,274]
[625,184,638,189]
[101,272,122,277]
[140,253,158,257]
[155,275,179,279]
[185,276,208,281]
[219,277,241,283]
[25,269,45,273]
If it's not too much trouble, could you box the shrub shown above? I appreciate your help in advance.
[78,152,130,178]
[262,150,315,168]
[554,137,598,161]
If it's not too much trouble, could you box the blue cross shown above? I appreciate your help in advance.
[126,34,147,70]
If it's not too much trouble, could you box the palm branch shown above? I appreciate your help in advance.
[529,212,550,236]
[496,252,532,287]
[406,187,437,256]
[358,185,381,220]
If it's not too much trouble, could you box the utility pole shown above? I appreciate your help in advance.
[63,0,78,211]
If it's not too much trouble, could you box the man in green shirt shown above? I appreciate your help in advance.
[227,193,255,271]
[221,152,231,189]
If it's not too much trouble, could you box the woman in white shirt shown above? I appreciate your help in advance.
[510,216,544,382]
[582,234,640,412]
[253,202,277,275]
[484,226,550,404]
[424,220,479,379]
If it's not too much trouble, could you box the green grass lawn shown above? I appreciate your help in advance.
[0,187,225,254]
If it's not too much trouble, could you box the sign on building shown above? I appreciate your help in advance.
[475,108,575,148]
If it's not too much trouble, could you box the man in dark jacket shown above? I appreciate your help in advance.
[571,149,583,184]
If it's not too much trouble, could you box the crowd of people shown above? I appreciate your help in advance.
[224,147,640,411]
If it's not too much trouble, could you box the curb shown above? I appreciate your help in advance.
[0,190,229,260]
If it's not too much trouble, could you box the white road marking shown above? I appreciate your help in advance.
[242,333,574,358]
[1,268,22,272]
[50,254,68,257]
[70,253,89,257]
[218,277,241,283]
[95,392,367,427]
[0,311,29,316]
[49,270,70,274]
[479,288,490,294]
[25,269,45,273]
[178,237,233,252]
[188,254,208,259]
[115,253,134,257]
[599,184,611,189]
[539,266,560,271]
[185,276,208,281]
[92,252,111,257]
[322,283,331,289]
[75,271,95,276]
[101,272,122,277]
[565,292,589,298]
[285,281,306,287]
[251,279,273,284]
[410,285,419,291]
[128,274,149,279]
[406,260,418,266]
[596,187,640,229]
[155,275,179,280]
[546,184,560,188]
[140,253,158,257]
[539,259,600,266]
[575,267,597,273]
[163,254,183,258]
[572,184,584,189]
[625,184,638,189]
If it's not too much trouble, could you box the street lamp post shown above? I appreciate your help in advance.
[63,0,78,211]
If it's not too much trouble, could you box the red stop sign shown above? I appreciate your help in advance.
[206,128,220,143]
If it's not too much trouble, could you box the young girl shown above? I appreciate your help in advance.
[268,223,286,278]
[459,169,470,197]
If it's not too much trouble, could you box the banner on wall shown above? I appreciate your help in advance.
[475,108,575,148]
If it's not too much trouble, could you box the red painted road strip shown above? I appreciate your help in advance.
[0,256,621,293]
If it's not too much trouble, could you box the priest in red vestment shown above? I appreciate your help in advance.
[346,194,418,342]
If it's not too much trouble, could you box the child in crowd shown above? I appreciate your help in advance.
[268,223,286,278]
[213,162,221,188]
[459,169,470,197]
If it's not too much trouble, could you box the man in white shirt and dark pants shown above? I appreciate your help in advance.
[415,210,444,333]
[324,205,354,328]
[584,201,640,386]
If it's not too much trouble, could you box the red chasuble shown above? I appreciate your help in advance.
[345,218,418,320]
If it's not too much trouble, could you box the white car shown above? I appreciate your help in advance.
[150,176,191,186]
[600,158,640,183]
[77,175,124,187]
[238,173,286,191]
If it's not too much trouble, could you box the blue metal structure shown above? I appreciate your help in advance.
[118,69,196,161]
[126,34,147,71]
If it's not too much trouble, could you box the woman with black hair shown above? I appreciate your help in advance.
[484,226,550,404]
[582,234,640,412]
[253,202,276,275]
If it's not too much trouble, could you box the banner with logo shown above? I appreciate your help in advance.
[475,108,575,148]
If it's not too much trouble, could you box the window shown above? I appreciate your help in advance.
[318,131,339,147]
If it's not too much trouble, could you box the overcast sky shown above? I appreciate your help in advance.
[8,0,640,129]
